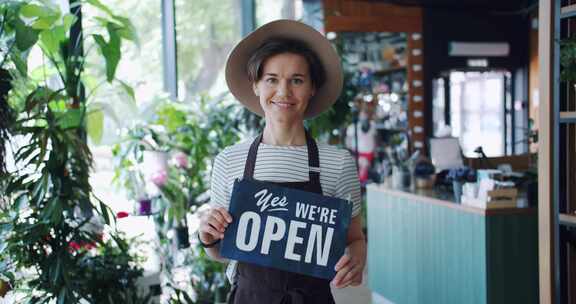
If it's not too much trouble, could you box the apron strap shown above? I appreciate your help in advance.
[242,130,321,187]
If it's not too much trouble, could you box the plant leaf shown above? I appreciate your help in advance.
[62,14,77,32]
[86,0,114,16]
[20,4,52,18]
[92,32,120,82]
[14,18,39,51]
[10,51,28,75]
[99,200,110,225]
[31,15,59,30]
[55,108,82,129]
[39,29,58,54]
[86,106,104,144]
[118,80,135,104]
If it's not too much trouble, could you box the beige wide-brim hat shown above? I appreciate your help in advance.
[225,19,343,119]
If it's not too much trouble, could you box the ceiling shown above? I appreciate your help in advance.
[368,0,537,12]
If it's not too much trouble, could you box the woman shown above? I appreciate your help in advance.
[198,20,366,304]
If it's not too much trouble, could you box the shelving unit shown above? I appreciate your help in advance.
[561,4,576,18]
[559,213,576,227]
[546,1,576,303]
[560,111,576,122]
[372,66,406,76]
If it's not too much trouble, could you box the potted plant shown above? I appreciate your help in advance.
[447,166,476,203]
[112,96,242,301]
[0,1,149,302]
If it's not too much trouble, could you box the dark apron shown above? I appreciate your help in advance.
[228,131,335,304]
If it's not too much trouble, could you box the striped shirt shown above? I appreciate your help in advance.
[209,137,362,283]
[209,138,362,216]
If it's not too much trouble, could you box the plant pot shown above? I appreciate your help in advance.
[137,198,152,215]
[175,226,190,249]
[452,180,463,203]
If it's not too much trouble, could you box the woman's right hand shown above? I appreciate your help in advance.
[199,206,233,244]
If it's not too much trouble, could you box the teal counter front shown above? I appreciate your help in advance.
[366,184,538,304]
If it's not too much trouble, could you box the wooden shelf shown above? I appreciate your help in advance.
[559,213,576,227]
[561,4,576,19]
[373,66,406,76]
[560,111,576,123]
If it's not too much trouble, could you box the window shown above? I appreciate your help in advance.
[84,0,165,273]
[255,0,324,31]
[448,71,509,157]
[174,0,242,100]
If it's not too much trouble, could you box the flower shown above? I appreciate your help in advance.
[138,198,152,215]
[173,151,189,169]
[116,211,130,219]
[150,169,168,187]
[69,241,81,251]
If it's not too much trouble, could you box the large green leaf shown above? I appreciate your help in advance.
[31,15,59,30]
[14,18,39,51]
[93,24,121,82]
[20,4,53,18]
[39,25,65,55]
[86,106,104,144]
[10,51,28,75]
[112,15,138,43]
[55,109,82,129]
[86,0,114,16]
[62,14,77,32]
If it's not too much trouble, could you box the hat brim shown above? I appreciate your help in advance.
[225,19,343,119]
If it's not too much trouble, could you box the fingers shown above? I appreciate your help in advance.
[199,207,233,243]
[200,223,223,242]
[334,254,351,271]
[215,207,233,223]
[209,211,229,233]
[332,254,364,289]
[339,264,363,288]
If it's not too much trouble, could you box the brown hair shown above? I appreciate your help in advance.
[246,38,326,89]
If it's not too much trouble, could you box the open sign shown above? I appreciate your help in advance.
[219,179,352,279]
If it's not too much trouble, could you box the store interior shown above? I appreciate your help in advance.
[1,0,575,303]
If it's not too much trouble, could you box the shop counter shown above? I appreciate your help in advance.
[366,184,538,304]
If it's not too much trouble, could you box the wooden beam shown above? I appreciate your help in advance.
[538,0,556,303]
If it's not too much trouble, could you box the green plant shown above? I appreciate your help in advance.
[112,94,242,301]
[561,36,576,83]
[187,243,229,303]
[0,1,148,302]
[113,95,242,225]
[306,34,356,143]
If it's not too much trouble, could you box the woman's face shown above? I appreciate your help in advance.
[253,53,315,123]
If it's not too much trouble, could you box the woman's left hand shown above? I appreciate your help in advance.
[331,239,366,289]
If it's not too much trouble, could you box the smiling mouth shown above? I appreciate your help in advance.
[271,101,295,108]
